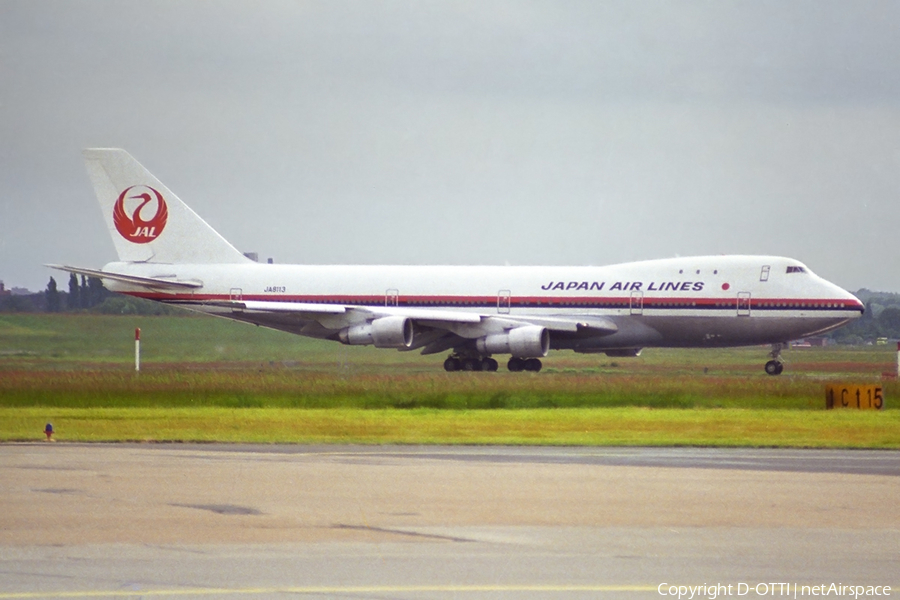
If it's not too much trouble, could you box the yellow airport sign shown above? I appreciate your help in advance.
[826,384,884,410]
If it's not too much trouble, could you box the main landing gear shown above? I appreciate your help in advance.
[507,357,543,372]
[764,343,786,376]
[443,354,542,373]
[443,355,499,372]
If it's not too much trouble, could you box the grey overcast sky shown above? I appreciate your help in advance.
[2,1,900,292]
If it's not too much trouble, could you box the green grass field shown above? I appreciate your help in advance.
[2,314,899,446]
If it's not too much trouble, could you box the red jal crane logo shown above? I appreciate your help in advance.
[113,186,168,243]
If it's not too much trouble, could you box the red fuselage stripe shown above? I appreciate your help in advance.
[126,292,864,312]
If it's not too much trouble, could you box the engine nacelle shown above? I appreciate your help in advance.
[339,316,414,348]
[475,326,549,358]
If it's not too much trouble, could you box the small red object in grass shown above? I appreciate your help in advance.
[44,423,53,441]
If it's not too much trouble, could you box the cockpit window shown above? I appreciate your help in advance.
[786,266,807,274]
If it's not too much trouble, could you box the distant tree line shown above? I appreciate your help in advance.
[0,275,185,315]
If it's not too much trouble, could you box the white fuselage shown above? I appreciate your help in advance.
[103,254,863,352]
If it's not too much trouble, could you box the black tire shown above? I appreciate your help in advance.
[462,357,481,371]
[444,357,461,372]
[524,358,542,372]
[483,357,499,372]
[508,357,525,372]
[764,360,783,376]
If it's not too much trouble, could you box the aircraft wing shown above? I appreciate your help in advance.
[200,299,617,353]
[499,315,618,335]
[213,300,348,314]
[212,299,483,323]
[368,307,617,336]
[213,299,615,332]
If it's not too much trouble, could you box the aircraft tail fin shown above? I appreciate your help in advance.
[83,148,249,264]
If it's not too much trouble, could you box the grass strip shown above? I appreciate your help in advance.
[3,407,899,448]
[4,368,897,410]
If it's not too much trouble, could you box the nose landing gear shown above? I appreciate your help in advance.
[764,360,784,376]
[764,343,787,376]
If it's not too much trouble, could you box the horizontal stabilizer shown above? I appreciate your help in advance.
[45,264,203,290]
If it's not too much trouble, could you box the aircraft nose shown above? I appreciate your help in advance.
[823,279,864,316]
[843,292,865,315]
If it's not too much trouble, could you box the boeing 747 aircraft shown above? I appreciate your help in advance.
[50,149,864,374]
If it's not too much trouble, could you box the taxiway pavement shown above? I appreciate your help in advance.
[1,444,898,598]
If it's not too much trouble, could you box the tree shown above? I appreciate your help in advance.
[45,277,60,312]
[87,276,107,308]
[68,273,80,310]
[0,294,34,312]
[80,275,88,308]
[878,307,900,338]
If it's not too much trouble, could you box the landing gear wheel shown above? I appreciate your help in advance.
[507,357,525,372]
[462,357,482,371]
[523,358,543,372]
[443,357,461,372]
[483,357,499,372]
[764,360,784,376]
[764,343,787,376]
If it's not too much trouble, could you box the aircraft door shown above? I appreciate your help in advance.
[737,292,751,316]
[498,290,511,314]
[229,288,243,313]
[385,289,399,307]
[630,291,643,315]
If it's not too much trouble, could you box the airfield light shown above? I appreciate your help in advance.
[135,328,141,372]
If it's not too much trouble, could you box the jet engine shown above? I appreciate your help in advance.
[475,326,549,358]
[339,316,414,348]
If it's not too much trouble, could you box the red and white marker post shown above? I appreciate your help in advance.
[135,328,141,372]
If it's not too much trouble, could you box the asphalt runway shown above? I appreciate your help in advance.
[1,444,898,599]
